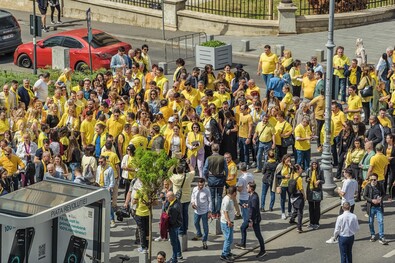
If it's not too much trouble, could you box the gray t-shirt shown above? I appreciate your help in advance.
[220,195,235,224]
[341,178,358,206]
[236,172,254,201]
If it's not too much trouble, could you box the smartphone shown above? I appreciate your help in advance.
[63,235,88,263]
[8,227,35,263]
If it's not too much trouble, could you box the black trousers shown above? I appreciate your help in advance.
[290,196,304,230]
[135,215,149,249]
[336,151,347,179]
[362,102,370,125]
[308,201,321,225]
[50,5,61,22]
[316,119,325,146]
[252,222,266,253]
[292,85,301,98]
[276,145,288,162]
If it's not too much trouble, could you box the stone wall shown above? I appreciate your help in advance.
[2,0,395,36]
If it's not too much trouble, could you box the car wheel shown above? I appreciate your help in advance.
[18,54,32,68]
[75,61,89,72]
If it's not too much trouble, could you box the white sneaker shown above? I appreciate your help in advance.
[326,237,338,244]
[154,237,164,242]
[281,213,286,220]
[110,220,116,228]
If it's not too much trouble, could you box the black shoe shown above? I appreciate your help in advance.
[289,220,297,225]
[269,207,274,212]
[220,255,234,262]
[42,27,49,33]
[235,243,246,249]
[256,251,267,258]
[203,242,208,250]
[260,208,265,212]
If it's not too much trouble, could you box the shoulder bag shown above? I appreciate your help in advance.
[360,77,373,97]
[280,122,294,148]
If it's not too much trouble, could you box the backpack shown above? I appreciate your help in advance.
[84,163,94,180]
[287,173,301,195]
[25,160,36,177]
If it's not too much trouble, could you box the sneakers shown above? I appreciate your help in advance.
[307,224,314,230]
[192,235,202,241]
[269,207,274,212]
[370,235,376,242]
[203,242,208,250]
[281,213,286,220]
[253,169,261,173]
[313,224,320,230]
[256,251,267,258]
[379,238,389,245]
[326,237,338,244]
[260,208,266,212]
[296,228,303,233]
[220,255,234,262]
[110,220,116,228]
[289,220,297,225]
[137,247,147,254]
[250,162,257,168]
[50,20,56,25]
[234,243,246,250]
[42,26,49,32]
[154,236,166,242]
[57,20,63,24]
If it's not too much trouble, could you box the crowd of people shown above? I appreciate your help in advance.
[0,42,394,262]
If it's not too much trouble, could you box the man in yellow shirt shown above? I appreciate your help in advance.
[253,115,275,173]
[106,109,125,138]
[129,126,148,150]
[331,102,346,167]
[257,45,279,88]
[0,147,25,190]
[154,67,169,98]
[181,81,201,108]
[346,85,362,121]
[245,79,260,103]
[308,89,325,150]
[238,104,253,166]
[333,46,350,102]
[213,83,231,107]
[80,110,97,149]
[301,68,317,100]
[368,144,389,193]
[224,152,241,217]
[294,117,313,170]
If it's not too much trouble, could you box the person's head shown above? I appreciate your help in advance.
[264,44,271,55]
[197,178,205,190]
[348,85,357,96]
[369,115,378,125]
[142,44,149,54]
[84,144,95,156]
[95,124,105,135]
[276,110,286,121]
[239,162,247,172]
[224,152,232,163]
[354,137,362,149]
[157,251,166,263]
[227,186,237,198]
[336,46,344,57]
[379,108,387,118]
[343,168,352,179]
[54,155,62,165]
[42,151,51,163]
[0,168,8,179]
[376,143,384,153]
[353,113,361,124]
[98,155,107,167]
[369,173,378,187]
[247,182,256,194]
[46,163,55,175]
[342,202,351,212]
[386,134,395,145]
[365,140,373,151]
[282,153,292,166]
[301,117,310,127]
[211,143,219,153]
[126,144,136,156]
[166,191,175,202]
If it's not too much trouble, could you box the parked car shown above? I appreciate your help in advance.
[14,28,132,71]
[0,9,22,54]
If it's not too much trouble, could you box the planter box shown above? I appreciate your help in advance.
[195,44,232,70]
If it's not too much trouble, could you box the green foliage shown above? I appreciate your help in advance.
[0,68,106,96]
[200,40,227,48]
[133,148,178,207]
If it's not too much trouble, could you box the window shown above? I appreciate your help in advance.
[43,36,64,48]
[82,32,120,48]
[62,37,83,49]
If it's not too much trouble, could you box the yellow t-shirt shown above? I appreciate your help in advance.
[333,55,350,78]
[101,151,120,178]
[347,94,362,120]
[106,117,125,138]
[134,192,150,217]
[378,116,392,128]
[129,134,148,149]
[280,165,291,187]
[301,77,317,100]
[182,89,201,108]
[213,92,231,107]
[290,67,302,86]
[255,122,275,143]
[226,160,237,186]
[349,67,358,85]
[259,52,279,74]
[310,95,325,120]
[274,121,293,146]
[294,123,312,151]
[80,119,96,146]
[370,153,389,181]
[332,110,346,137]
[238,114,253,139]
[280,92,293,114]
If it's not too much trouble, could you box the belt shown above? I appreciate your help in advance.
[259,140,272,144]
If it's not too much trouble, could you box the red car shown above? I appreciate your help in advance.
[14,28,131,71]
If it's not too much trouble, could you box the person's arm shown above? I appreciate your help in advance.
[257,57,262,75]
[203,158,209,179]
[223,159,228,178]
[108,169,115,190]
[191,187,197,207]
[124,187,132,207]
[207,188,212,214]
[246,117,253,145]
[333,216,341,239]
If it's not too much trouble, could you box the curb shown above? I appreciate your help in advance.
[233,198,341,259]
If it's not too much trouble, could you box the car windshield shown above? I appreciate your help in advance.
[82,32,120,48]
[0,16,17,30]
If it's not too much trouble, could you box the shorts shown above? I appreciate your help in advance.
[38,6,48,15]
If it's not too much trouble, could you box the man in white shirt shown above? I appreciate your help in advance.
[33,72,51,103]
[96,156,115,227]
[337,168,358,214]
[191,177,212,250]
[220,186,237,262]
[333,202,359,263]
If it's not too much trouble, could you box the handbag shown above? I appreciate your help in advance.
[360,77,373,97]
[311,190,321,201]
[280,122,294,148]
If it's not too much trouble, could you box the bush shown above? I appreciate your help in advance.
[0,68,106,96]
[200,40,227,48]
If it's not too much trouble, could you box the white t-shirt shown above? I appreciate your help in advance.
[34,78,48,102]
[341,178,358,206]
[236,172,254,201]
[220,195,235,224]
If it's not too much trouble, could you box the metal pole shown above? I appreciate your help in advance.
[161,0,166,40]
[33,0,37,75]
[321,0,337,197]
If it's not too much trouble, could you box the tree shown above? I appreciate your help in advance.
[132,148,177,260]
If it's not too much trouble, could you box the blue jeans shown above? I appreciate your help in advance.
[296,149,311,170]
[194,212,209,242]
[338,235,354,263]
[220,222,233,257]
[369,206,384,238]
[179,202,190,235]
[261,182,275,210]
[262,74,274,89]
[209,186,224,215]
[169,227,181,262]
[239,199,249,245]
[256,141,272,171]
[280,186,291,214]
[339,78,346,102]
[69,162,79,181]
[109,191,114,221]
[238,137,249,164]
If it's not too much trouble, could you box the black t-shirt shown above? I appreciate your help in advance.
[35,148,54,160]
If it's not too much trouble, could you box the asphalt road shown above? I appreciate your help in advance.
[238,201,395,263]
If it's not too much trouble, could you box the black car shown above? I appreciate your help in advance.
[0,9,22,54]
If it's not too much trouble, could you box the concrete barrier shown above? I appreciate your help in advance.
[208,218,222,235]
[180,234,188,252]
[241,40,250,52]
[158,62,168,75]
[315,49,325,62]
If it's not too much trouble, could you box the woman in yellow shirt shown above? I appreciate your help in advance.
[358,66,374,125]
[280,85,293,116]
[57,106,80,131]
[372,81,390,115]
[289,60,303,97]
[273,153,293,220]
[186,123,204,177]
[305,160,325,229]
[281,50,293,71]
[200,64,216,91]
[224,64,235,86]
[345,138,365,178]
[274,110,293,160]
[164,124,186,159]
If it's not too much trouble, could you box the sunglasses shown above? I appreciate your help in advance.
[370,179,377,181]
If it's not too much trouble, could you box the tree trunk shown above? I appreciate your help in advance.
[148,206,153,261]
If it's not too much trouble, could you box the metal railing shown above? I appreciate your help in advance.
[298,0,395,15]
[185,0,274,20]
[107,0,162,9]
[164,32,207,63]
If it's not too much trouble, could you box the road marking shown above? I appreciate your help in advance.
[383,249,395,258]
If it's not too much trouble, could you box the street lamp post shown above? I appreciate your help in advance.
[321,0,337,197]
